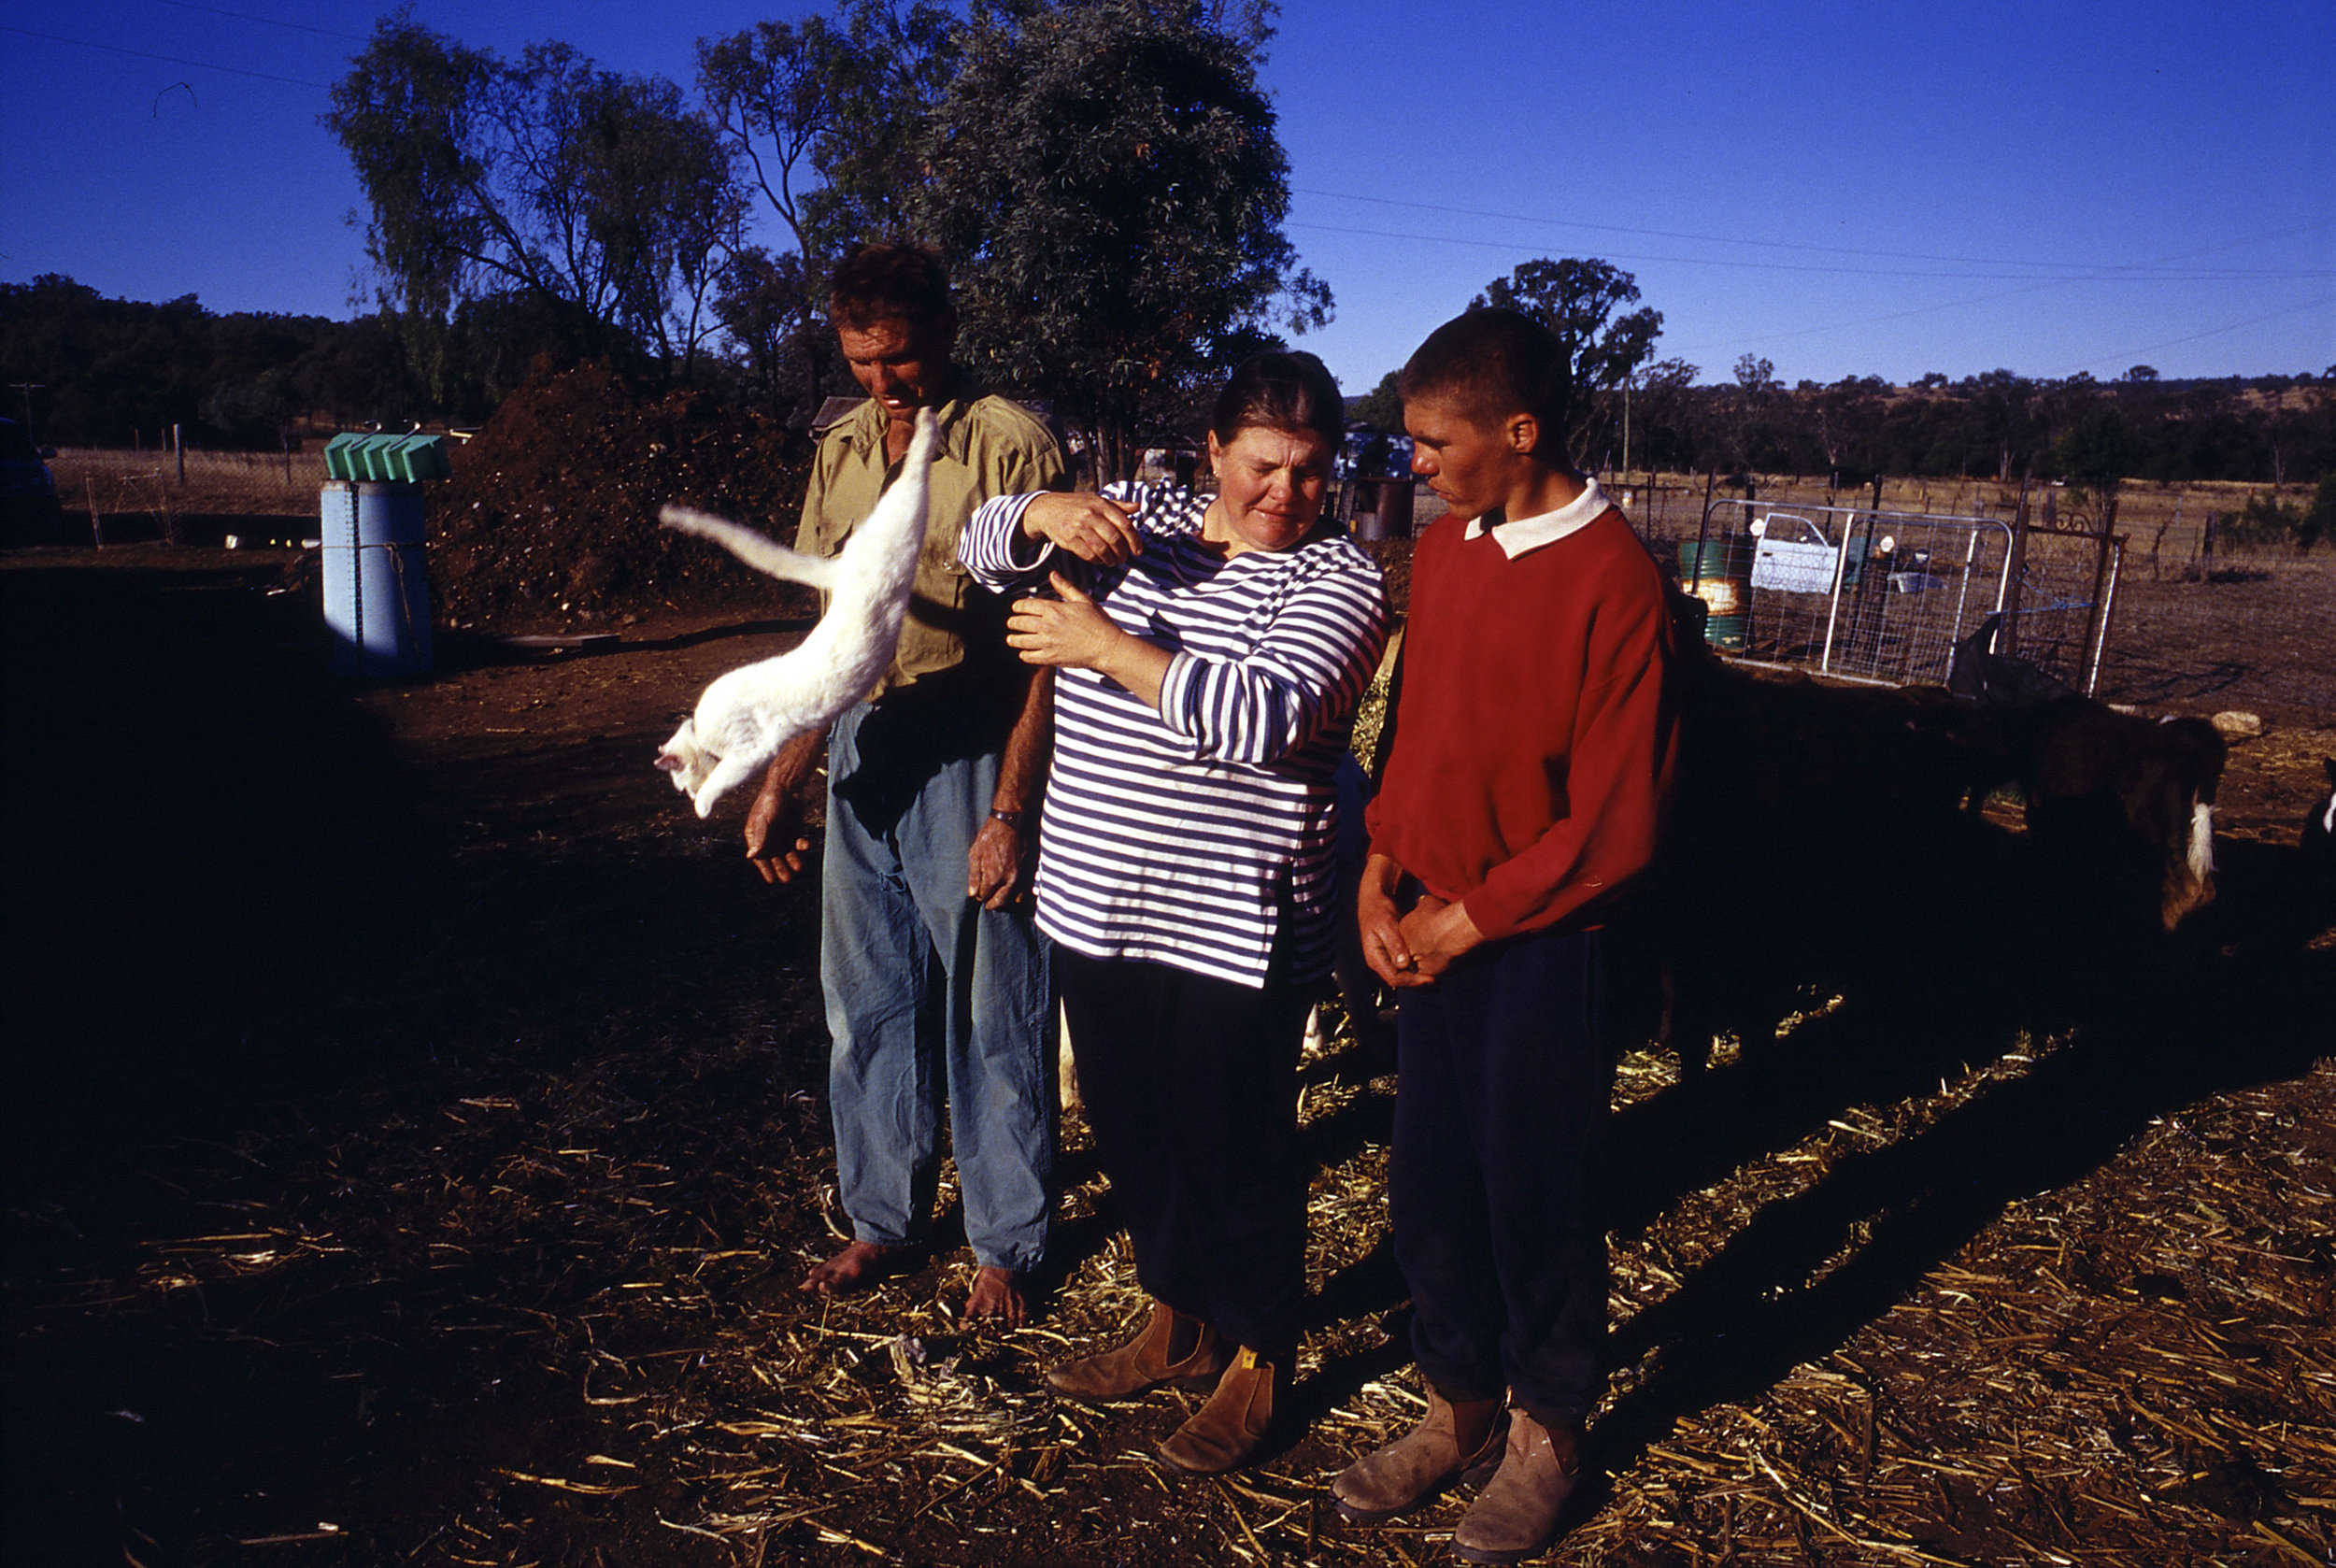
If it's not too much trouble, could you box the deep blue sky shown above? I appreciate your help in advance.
[4,0,2331,392]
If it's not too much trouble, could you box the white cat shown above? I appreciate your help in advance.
[653,406,938,817]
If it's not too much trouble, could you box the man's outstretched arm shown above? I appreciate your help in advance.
[744,726,827,886]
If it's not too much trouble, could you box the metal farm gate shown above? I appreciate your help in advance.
[1671,498,2125,694]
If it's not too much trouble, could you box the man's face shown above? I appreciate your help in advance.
[837,315,954,424]
[1404,392,1520,522]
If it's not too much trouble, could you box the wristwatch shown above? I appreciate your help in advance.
[988,808,1029,831]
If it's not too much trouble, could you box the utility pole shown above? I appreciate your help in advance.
[7,384,44,435]
[1620,375,1631,482]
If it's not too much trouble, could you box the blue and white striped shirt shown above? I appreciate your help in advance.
[961,482,1389,987]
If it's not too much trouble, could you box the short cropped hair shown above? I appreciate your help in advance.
[1399,308,1568,448]
[827,241,954,331]
[1209,349,1345,449]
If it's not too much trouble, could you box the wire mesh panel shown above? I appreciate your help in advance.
[1646,497,2124,692]
[1999,526,2125,693]
[1677,500,2007,686]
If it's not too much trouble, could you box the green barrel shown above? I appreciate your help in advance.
[1678,537,1751,650]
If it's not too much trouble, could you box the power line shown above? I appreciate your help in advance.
[1284,221,2329,283]
[0,23,332,87]
[1293,187,2335,278]
[2055,295,2336,378]
[1666,224,2336,363]
[141,0,369,43]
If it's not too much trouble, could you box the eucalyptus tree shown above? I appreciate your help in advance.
[914,0,1331,480]
[1471,257,1663,464]
[327,18,741,399]
[697,3,960,422]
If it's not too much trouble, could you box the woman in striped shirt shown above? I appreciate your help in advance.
[961,350,1389,1475]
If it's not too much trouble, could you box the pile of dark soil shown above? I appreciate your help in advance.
[429,361,816,633]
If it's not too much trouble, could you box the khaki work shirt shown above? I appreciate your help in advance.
[795,381,1069,698]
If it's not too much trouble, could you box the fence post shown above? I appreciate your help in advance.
[1689,467,1717,596]
[2083,535,2126,696]
[174,423,185,487]
[2076,502,2119,688]
[2001,473,2031,657]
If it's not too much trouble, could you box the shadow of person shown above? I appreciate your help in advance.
[1585,842,2329,1483]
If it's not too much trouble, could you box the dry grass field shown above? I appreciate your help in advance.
[49,447,330,535]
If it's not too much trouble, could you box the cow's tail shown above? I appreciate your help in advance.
[2187,799,2215,887]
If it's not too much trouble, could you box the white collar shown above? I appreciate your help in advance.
[1463,479,1610,559]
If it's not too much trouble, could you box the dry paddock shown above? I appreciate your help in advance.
[4,543,2333,1567]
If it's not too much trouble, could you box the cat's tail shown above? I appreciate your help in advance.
[661,506,842,592]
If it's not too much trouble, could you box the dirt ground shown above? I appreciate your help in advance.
[5,543,2333,1567]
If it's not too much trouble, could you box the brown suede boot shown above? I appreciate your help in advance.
[1450,1408,1585,1564]
[1330,1386,1508,1523]
[1046,1302,1229,1403]
[1157,1347,1275,1475]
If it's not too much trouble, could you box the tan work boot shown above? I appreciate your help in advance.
[1046,1301,1229,1402]
[1158,1347,1275,1474]
[1450,1407,1584,1564]
[1330,1386,1508,1523]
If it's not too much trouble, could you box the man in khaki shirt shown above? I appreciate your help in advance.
[748,243,1066,1326]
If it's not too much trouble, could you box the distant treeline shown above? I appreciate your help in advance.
[0,274,604,449]
[1600,363,2335,488]
[7,272,2331,492]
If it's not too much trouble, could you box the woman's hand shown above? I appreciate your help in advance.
[1008,572,1127,671]
[1019,492,1142,567]
[1008,573,1172,706]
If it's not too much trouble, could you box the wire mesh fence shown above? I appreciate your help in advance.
[1612,476,2332,723]
[1637,494,2115,692]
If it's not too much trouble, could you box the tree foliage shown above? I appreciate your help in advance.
[1471,257,1662,463]
[0,275,433,446]
[1351,369,1404,433]
[2055,406,2141,493]
[915,0,1331,479]
[696,2,960,424]
[326,18,741,399]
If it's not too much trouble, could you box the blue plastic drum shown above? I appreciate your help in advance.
[320,480,433,677]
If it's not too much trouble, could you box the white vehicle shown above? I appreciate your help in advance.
[1752,511,1951,598]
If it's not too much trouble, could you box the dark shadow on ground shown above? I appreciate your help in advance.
[3,559,836,1563]
[1,561,439,1215]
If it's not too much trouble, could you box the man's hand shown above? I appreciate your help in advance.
[966,816,1034,910]
[1397,895,1486,982]
[1359,854,1417,988]
[745,730,823,886]
[1019,492,1142,567]
[1360,853,1486,989]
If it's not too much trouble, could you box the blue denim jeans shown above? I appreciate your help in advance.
[820,698,1054,1274]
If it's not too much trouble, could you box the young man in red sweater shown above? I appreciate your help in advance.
[1334,308,1679,1563]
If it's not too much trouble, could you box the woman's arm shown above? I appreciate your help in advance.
[1155,560,1390,765]
[961,489,1145,590]
[1005,572,1173,706]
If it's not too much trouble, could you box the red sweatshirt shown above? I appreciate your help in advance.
[1366,506,1678,942]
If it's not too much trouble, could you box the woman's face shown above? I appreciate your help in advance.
[1204,424,1335,557]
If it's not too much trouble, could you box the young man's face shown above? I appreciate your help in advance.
[1403,392,1525,522]
[837,315,955,425]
